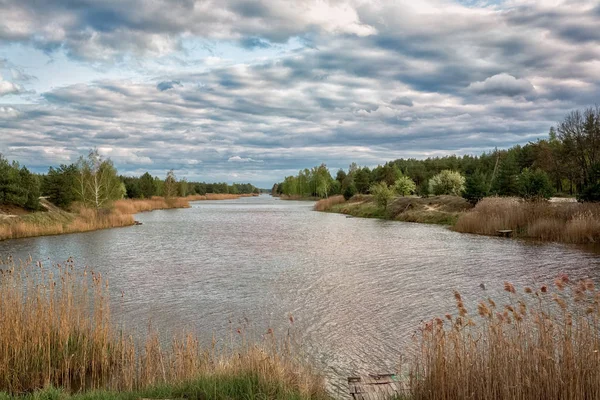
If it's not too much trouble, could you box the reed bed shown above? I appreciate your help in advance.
[313,196,346,211]
[408,276,600,400]
[0,207,133,241]
[454,197,600,243]
[0,257,327,399]
[113,197,190,214]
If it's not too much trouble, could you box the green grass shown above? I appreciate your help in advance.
[325,195,469,226]
[0,374,332,400]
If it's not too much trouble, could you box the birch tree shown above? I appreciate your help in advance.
[75,149,124,210]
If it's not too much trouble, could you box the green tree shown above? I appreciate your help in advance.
[429,170,466,196]
[343,184,357,200]
[370,181,395,210]
[164,170,178,198]
[75,149,123,210]
[394,176,416,196]
[518,168,554,199]
[139,172,156,198]
[44,164,78,208]
[463,171,488,204]
[492,152,519,196]
[354,167,371,194]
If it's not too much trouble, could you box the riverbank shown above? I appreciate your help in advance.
[0,194,257,241]
[316,195,471,225]
[317,195,600,244]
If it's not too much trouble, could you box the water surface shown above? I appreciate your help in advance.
[2,195,599,395]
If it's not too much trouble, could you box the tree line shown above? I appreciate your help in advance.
[274,106,600,203]
[0,149,259,211]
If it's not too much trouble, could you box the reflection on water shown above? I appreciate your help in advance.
[1,195,599,394]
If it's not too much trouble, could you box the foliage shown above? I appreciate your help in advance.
[463,171,488,204]
[370,181,395,210]
[43,164,78,208]
[429,170,465,196]
[394,175,416,196]
[517,168,554,199]
[0,155,41,210]
[75,149,124,210]
[343,184,357,200]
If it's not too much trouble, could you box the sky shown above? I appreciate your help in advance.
[0,0,599,188]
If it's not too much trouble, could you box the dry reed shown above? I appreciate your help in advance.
[0,207,133,241]
[408,276,600,399]
[454,197,600,243]
[313,196,346,211]
[0,257,325,397]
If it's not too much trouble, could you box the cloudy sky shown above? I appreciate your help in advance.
[0,0,598,187]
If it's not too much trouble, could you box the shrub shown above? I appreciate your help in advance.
[518,168,554,199]
[429,170,466,196]
[370,182,395,210]
[394,176,416,197]
[343,184,357,200]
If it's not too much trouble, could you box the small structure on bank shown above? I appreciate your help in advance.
[348,374,404,399]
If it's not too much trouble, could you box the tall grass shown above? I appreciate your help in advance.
[454,197,600,243]
[0,257,327,399]
[0,207,133,241]
[313,196,346,211]
[113,197,190,214]
[408,276,600,399]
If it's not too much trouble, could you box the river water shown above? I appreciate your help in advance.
[1,195,599,395]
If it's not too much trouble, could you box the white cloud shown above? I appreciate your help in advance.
[0,77,23,96]
[228,156,264,163]
[468,73,535,97]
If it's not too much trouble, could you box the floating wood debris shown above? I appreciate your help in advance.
[497,229,513,237]
[348,374,403,400]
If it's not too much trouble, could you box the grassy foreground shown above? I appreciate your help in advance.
[0,194,257,241]
[409,276,600,399]
[315,195,471,225]
[3,257,600,399]
[0,257,328,399]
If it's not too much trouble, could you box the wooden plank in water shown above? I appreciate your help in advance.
[348,374,402,400]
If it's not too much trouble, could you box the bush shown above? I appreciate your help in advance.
[518,168,554,199]
[394,176,416,196]
[343,184,357,200]
[429,170,466,196]
[370,181,394,210]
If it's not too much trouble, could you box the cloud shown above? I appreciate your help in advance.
[0,77,23,96]
[0,0,599,187]
[390,96,413,107]
[156,80,182,91]
[228,156,264,163]
[468,74,535,97]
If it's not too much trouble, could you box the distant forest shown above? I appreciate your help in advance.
[0,150,259,211]
[274,106,600,202]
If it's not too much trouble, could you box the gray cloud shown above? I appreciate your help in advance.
[157,80,182,91]
[0,0,599,186]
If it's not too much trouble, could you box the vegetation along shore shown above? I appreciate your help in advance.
[3,257,600,399]
[0,149,259,241]
[284,107,600,244]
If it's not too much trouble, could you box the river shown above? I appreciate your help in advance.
[1,194,599,396]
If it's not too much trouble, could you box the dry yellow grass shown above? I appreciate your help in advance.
[0,257,325,396]
[313,195,346,211]
[454,197,600,243]
[408,276,600,399]
[0,206,133,241]
[0,194,258,241]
